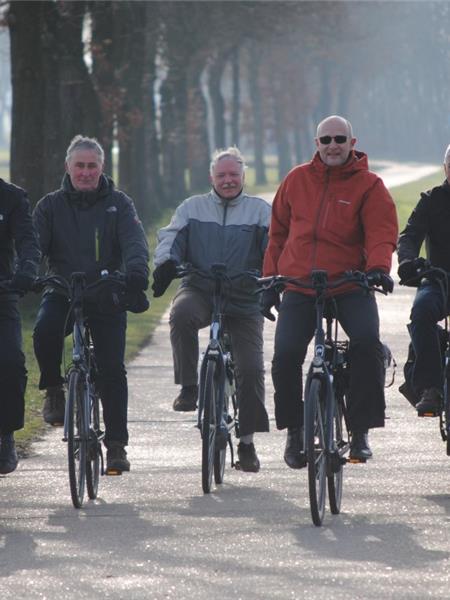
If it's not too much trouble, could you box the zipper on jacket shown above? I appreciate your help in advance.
[95,227,100,262]
[221,201,228,263]
[311,169,330,270]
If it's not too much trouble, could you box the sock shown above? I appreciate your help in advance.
[240,434,253,445]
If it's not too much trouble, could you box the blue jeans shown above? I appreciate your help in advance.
[272,290,385,432]
[33,293,128,444]
[409,282,447,395]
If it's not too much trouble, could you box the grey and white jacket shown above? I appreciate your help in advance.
[154,189,271,315]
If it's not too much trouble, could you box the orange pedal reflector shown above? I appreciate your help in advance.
[105,469,122,476]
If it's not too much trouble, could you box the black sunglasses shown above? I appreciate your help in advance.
[318,135,348,144]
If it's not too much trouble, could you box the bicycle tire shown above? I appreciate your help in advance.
[328,393,345,514]
[214,393,230,484]
[86,383,101,499]
[305,378,327,526]
[67,369,87,508]
[201,360,218,493]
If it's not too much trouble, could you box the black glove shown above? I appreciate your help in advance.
[126,271,149,293]
[260,288,281,321]
[152,259,178,298]
[366,270,394,294]
[397,257,429,283]
[10,271,35,295]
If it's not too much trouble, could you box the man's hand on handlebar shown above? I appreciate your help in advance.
[397,257,430,284]
[366,269,394,294]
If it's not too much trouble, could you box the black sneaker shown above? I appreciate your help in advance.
[237,442,260,473]
[43,385,65,426]
[0,433,19,475]
[105,442,130,474]
[349,430,373,462]
[173,385,198,412]
[284,427,306,469]
[416,387,442,416]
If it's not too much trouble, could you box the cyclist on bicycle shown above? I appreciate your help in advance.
[397,144,450,415]
[262,115,398,467]
[0,179,40,474]
[152,146,270,472]
[33,135,149,474]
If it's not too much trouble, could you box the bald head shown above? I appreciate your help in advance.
[315,115,356,167]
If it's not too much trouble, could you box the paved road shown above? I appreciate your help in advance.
[2,163,450,599]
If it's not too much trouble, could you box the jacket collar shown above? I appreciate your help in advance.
[211,187,245,206]
[62,173,112,207]
[310,149,369,179]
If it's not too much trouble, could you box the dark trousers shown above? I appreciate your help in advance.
[0,297,27,434]
[169,287,269,437]
[33,293,128,444]
[409,282,447,395]
[272,290,385,432]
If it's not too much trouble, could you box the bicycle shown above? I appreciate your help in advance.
[175,263,247,494]
[258,269,386,526]
[34,271,126,508]
[400,265,450,454]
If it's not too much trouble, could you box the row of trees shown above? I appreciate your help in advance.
[3,1,450,223]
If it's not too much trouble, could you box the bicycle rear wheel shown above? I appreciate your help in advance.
[328,393,345,514]
[67,369,87,508]
[214,394,231,484]
[305,378,327,526]
[201,360,218,493]
[86,384,101,499]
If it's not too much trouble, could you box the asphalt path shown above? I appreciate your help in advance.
[1,162,449,600]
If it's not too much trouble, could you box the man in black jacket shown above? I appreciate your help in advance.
[398,144,450,415]
[0,179,40,474]
[33,135,149,474]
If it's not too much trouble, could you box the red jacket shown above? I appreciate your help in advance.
[263,150,398,293]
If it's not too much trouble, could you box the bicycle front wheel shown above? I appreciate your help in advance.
[328,393,345,514]
[86,384,101,499]
[201,360,218,493]
[67,369,87,508]
[305,378,327,526]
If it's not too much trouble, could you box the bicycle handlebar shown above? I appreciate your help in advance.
[257,270,387,296]
[400,265,449,287]
[33,270,126,298]
[175,262,259,282]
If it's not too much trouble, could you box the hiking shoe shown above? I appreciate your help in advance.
[237,442,260,473]
[0,433,19,475]
[284,427,306,469]
[106,442,130,474]
[173,385,198,412]
[416,387,442,416]
[43,385,65,426]
[349,430,373,462]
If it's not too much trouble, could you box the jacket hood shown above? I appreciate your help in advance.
[62,173,113,207]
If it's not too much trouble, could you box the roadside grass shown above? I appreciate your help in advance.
[14,164,444,450]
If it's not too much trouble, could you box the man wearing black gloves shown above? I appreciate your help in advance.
[152,147,271,472]
[398,144,450,415]
[0,179,40,474]
[33,135,149,474]
[263,115,398,465]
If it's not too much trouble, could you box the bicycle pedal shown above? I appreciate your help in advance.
[234,460,241,470]
[105,468,122,476]
[348,457,367,464]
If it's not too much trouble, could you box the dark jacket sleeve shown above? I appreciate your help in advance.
[116,193,149,277]
[397,192,430,263]
[11,189,41,276]
[32,195,52,259]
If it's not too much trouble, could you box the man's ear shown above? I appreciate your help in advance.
[350,137,357,149]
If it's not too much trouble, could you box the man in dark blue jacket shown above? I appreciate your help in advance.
[0,179,40,474]
[398,144,450,415]
[33,135,149,474]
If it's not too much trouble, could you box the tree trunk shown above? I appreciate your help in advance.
[186,62,210,193]
[208,51,228,150]
[247,44,266,185]
[230,47,240,148]
[8,1,46,204]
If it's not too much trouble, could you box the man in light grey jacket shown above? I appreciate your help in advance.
[152,147,270,472]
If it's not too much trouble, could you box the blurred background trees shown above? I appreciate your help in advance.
[1,0,450,222]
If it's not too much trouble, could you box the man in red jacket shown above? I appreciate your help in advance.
[262,115,398,466]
